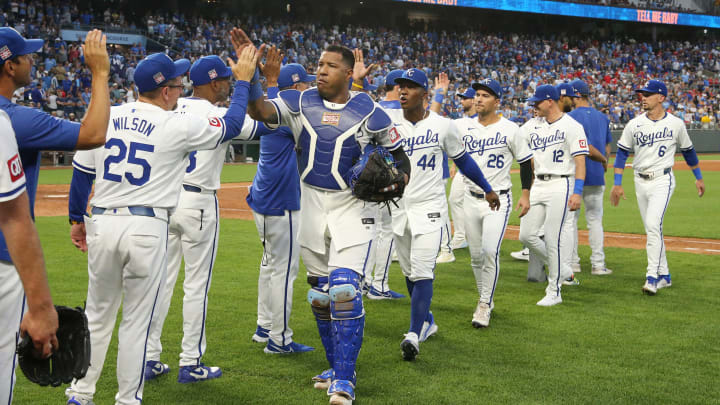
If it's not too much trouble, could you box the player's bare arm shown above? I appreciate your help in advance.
[588,144,607,165]
[0,192,58,358]
[429,72,449,114]
[568,154,585,211]
[77,29,111,150]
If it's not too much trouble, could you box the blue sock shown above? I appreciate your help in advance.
[409,279,433,335]
[405,277,415,297]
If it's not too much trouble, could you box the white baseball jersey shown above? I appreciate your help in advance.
[0,111,25,202]
[521,114,589,176]
[72,101,232,209]
[617,112,692,173]
[460,116,533,193]
[176,97,259,192]
[386,109,466,236]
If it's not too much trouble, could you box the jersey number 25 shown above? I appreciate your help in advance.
[103,139,154,186]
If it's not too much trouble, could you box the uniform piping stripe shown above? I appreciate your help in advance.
[556,178,570,296]
[6,294,26,405]
[197,195,219,359]
[380,239,394,293]
[72,161,95,174]
[657,173,673,275]
[0,182,25,199]
[489,193,511,303]
[361,240,373,280]
[431,227,443,280]
[281,211,293,346]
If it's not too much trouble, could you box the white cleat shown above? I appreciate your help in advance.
[401,332,420,361]
[536,294,562,307]
[436,251,455,264]
[510,248,530,262]
[656,275,672,289]
[450,238,468,250]
[472,300,491,328]
[591,267,613,276]
[642,277,658,295]
[329,394,353,405]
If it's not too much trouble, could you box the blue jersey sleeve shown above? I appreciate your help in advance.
[9,104,80,150]
[69,168,95,222]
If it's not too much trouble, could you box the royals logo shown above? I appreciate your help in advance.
[321,112,341,126]
[153,72,166,84]
[7,153,23,182]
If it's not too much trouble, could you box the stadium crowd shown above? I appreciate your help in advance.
[3,1,719,128]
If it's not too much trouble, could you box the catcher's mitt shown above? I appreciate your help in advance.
[17,305,90,387]
[347,144,406,204]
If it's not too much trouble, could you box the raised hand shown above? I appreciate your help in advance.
[352,48,377,83]
[229,44,260,82]
[82,29,109,77]
[260,45,283,86]
[434,72,449,93]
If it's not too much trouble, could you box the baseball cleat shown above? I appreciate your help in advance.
[264,340,315,354]
[571,263,582,273]
[143,360,170,381]
[252,325,270,343]
[591,267,613,276]
[450,238,468,250]
[436,251,455,264]
[562,274,580,286]
[419,312,438,342]
[177,363,222,383]
[510,248,530,261]
[472,300,491,328]
[66,396,95,405]
[366,287,406,300]
[657,274,672,289]
[328,379,355,405]
[312,368,334,390]
[536,294,562,307]
[401,332,420,361]
[642,277,658,295]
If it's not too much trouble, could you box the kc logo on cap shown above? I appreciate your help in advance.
[153,72,165,84]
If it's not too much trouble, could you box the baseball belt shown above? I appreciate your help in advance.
[636,167,672,180]
[536,174,570,181]
[469,189,509,199]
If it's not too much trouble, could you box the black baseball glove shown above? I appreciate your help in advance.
[346,144,406,204]
[17,305,91,387]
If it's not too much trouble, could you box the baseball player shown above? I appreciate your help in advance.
[460,79,534,328]
[518,84,589,307]
[611,79,705,295]
[65,45,260,405]
[567,79,614,275]
[0,28,110,404]
[386,68,499,360]
[364,68,405,299]
[0,113,59,404]
[249,59,315,352]
[243,31,411,403]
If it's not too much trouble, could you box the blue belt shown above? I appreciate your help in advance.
[469,189,508,199]
[91,206,156,217]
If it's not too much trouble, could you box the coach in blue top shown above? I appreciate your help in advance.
[248,59,314,354]
[0,28,110,404]
[567,79,614,275]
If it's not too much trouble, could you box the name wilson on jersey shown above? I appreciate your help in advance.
[529,130,566,151]
[463,132,508,155]
[632,127,674,147]
[398,128,438,156]
[112,116,157,137]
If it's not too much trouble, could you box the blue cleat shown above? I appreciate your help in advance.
[328,379,355,405]
[312,368,334,390]
[252,325,270,343]
[143,360,169,381]
[657,274,672,289]
[366,286,406,300]
[177,363,222,383]
[264,340,315,354]
[66,396,95,405]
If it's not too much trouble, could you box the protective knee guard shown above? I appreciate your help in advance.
[329,268,364,383]
[308,276,333,365]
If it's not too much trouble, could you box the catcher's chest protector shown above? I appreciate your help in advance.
[296,89,374,190]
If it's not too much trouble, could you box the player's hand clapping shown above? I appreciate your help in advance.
[230,45,261,82]
[260,46,283,87]
[82,29,109,78]
[485,191,500,211]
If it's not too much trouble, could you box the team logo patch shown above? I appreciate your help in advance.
[292,73,300,83]
[321,112,341,126]
[7,154,24,182]
[208,117,222,127]
[427,212,441,218]
[153,72,166,84]
[361,218,375,225]
[579,139,587,148]
[389,127,401,143]
[208,69,217,80]
[0,46,12,61]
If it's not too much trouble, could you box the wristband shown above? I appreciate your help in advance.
[692,167,703,180]
[248,80,263,102]
[433,91,444,104]
[613,173,623,186]
[573,178,584,195]
[351,82,364,90]
[69,218,82,225]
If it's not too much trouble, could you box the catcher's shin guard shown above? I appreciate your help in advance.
[308,276,333,365]
[329,268,364,383]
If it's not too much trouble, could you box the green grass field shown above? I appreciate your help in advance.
[13,217,720,404]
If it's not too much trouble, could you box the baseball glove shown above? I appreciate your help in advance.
[17,305,91,387]
[346,144,406,204]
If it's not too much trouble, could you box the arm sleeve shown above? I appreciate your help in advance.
[266,86,279,99]
[519,159,533,190]
[11,106,81,151]
[219,81,250,142]
[68,168,94,222]
[614,147,629,169]
[681,147,699,167]
[454,152,492,193]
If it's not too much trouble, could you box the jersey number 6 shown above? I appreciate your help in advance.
[103,139,155,186]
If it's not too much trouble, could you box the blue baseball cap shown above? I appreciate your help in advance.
[636,79,667,97]
[395,68,429,91]
[363,77,377,92]
[527,84,559,104]
[570,79,589,96]
[189,56,232,86]
[0,27,43,63]
[457,87,476,99]
[135,53,191,93]
[556,82,578,98]
[384,69,404,87]
[278,63,316,89]
[472,79,502,99]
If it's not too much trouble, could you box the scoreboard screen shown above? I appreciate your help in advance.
[395,0,720,29]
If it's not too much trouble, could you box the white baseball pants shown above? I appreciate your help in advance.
[394,224,442,282]
[0,261,24,405]
[635,172,675,278]
[448,173,466,244]
[569,185,606,269]
[366,206,394,292]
